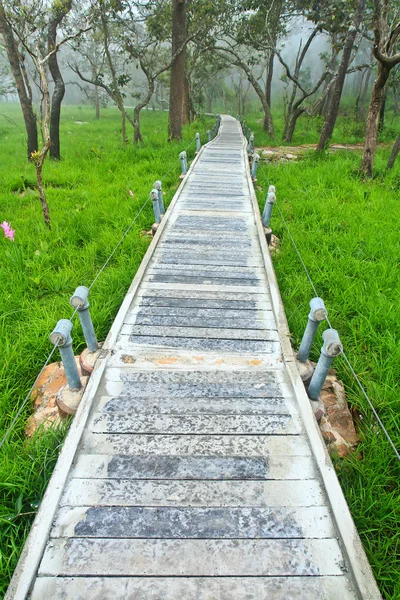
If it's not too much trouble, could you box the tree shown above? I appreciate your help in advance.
[316,0,366,150]
[47,0,72,159]
[386,134,400,169]
[168,0,187,141]
[0,0,38,159]
[360,0,400,176]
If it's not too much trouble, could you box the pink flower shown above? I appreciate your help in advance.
[129,190,134,197]
[1,221,15,241]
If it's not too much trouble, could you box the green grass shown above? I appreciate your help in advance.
[1,101,400,598]
[0,104,213,596]
[255,149,400,599]
[243,105,400,147]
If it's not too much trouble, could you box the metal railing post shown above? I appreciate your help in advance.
[298,298,327,363]
[179,151,187,177]
[251,153,260,181]
[207,130,211,142]
[247,133,254,156]
[70,286,99,352]
[262,185,277,228]
[151,189,161,223]
[195,132,201,153]
[154,180,165,215]
[50,319,81,390]
[308,329,343,401]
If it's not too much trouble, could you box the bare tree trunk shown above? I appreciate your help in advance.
[265,51,274,108]
[168,0,186,141]
[386,135,400,170]
[378,91,386,132]
[133,78,155,144]
[121,111,127,144]
[48,3,71,160]
[317,0,366,151]
[360,63,390,176]
[94,84,100,119]
[34,56,52,228]
[182,71,191,125]
[284,108,304,143]
[359,65,372,120]
[0,5,38,159]
[354,69,366,115]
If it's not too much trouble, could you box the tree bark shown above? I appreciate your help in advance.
[47,3,71,160]
[133,78,155,144]
[265,51,274,108]
[317,0,366,151]
[94,84,100,119]
[378,91,386,132]
[386,135,400,170]
[168,0,186,141]
[182,71,191,125]
[359,65,372,120]
[0,5,38,159]
[360,62,391,176]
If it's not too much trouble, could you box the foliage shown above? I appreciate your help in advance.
[254,145,400,600]
[0,105,214,595]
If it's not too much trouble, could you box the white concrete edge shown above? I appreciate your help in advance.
[241,122,381,600]
[5,138,209,600]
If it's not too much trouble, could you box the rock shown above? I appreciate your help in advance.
[318,372,359,457]
[56,378,89,416]
[26,361,69,436]
[26,356,89,437]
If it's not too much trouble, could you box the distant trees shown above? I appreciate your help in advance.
[360,0,400,176]
[0,0,38,159]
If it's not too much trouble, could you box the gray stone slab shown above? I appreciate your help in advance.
[148,263,262,276]
[30,575,359,600]
[124,335,281,354]
[173,216,249,231]
[138,298,261,310]
[104,368,284,385]
[135,305,269,319]
[60,479,326,508]
[52,506,334,539]
[138,288,265,301]
[70,454,317,481]
[100,395,291,415]
[89,413,300,435]
[80,433,311,457]
[124,324,279,341]
[146,274,261,287]
[39,538,346,576]
[130,314,273,330]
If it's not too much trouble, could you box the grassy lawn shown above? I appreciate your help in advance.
[252,136,400,599]
[0,104,213,596]
[0,102,399,598]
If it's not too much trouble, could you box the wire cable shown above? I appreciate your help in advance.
[0,135,199,450]
[270,178,400,463]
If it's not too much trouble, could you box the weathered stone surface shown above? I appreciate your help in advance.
[319,373,359,457]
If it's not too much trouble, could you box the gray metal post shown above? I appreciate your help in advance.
[207,130,211,142]
[151,189,161,223]
[247,133,254,156]
[247,127,251,141]
[195,132,201,153]
[298,297,327,363]
[70,286,98,352]
[50,319,81,390]
[179,151,187,175]
[308,329,343,400]
[251,153,260,180]
[262,185,277,227]
[154,180,165,215]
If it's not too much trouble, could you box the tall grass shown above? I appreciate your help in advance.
[255,149,400,600]
[0,104,213,596]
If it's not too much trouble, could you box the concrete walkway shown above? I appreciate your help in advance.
[6,116,380,600]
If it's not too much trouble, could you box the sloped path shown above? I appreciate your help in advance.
[7,117,380,600]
